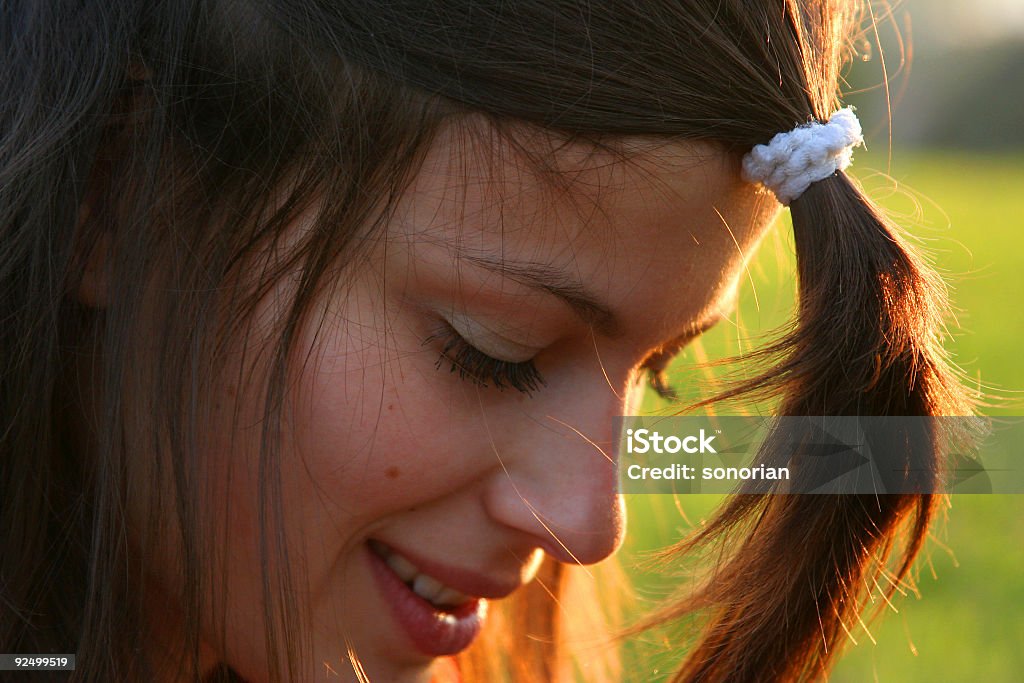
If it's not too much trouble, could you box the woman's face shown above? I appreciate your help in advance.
[144,127,777,682]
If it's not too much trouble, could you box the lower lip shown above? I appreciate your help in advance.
[365,542,487,657]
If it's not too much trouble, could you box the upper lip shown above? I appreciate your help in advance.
[371,539,526,600]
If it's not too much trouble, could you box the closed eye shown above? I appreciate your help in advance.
[424,322,546,396]
[638,337,693,401]
[638,315,723,400]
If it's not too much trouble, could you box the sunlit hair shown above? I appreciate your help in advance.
[0,1,973,682]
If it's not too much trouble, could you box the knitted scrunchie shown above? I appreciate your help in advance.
[741,108,864,205]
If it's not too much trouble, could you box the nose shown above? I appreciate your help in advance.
[481,377,641,566]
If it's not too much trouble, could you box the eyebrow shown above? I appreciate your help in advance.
[455,249,623,337]
[642,313,725,366]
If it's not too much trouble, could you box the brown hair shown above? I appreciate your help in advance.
[631,172,972,681]
[0,1,971,681]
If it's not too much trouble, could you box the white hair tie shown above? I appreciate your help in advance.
[741,107,864,205]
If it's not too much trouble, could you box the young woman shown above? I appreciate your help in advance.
[0,1,972,681]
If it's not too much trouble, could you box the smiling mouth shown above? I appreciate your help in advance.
[366,538,488,657]
[367,539,474,611]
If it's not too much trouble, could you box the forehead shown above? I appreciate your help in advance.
[387,122,777,336]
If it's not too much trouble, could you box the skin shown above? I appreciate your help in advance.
[87,123,779,682]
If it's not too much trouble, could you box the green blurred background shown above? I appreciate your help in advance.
[616,1,1024,680]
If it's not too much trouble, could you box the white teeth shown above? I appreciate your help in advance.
[373,541,473,609]
[385,553,418,583]
[432,586,470,607]
[412,574,445,603]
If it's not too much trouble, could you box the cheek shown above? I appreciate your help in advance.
[284,308,497,528]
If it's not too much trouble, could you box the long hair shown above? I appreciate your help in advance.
[0,1,972,681]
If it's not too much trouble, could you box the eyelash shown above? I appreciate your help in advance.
[638,335,702,401]
[425,323,696,400]
[425,324,547,396]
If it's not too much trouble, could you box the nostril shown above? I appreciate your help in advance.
[484,466,626,567]
[481,381,630,565]
[535,494,626,566]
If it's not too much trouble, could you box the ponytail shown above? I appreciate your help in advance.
[642,171,974,682]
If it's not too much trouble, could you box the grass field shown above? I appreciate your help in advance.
[615,150,1024,682]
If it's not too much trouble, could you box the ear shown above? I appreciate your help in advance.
[73,201,112,309]
[74,58,149,310]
